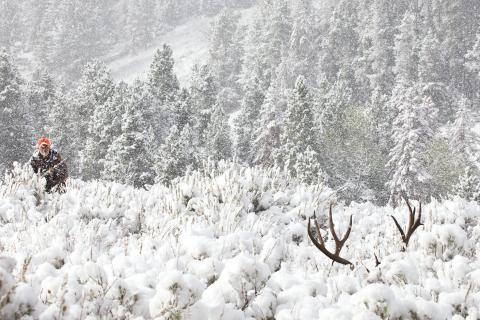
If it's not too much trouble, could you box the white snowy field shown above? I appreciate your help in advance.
[0,162,479,320]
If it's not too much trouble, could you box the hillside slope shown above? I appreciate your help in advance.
[0,163,479,319]
[109,7,257,86]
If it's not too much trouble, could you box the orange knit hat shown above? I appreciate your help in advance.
[37,137,51,148]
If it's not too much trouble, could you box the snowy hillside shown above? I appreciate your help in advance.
[0,163,479,319]
[109,7,257,86]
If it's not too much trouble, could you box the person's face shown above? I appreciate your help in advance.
[39,143,50,156]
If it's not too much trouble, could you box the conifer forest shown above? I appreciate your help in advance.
[1,1,480,319]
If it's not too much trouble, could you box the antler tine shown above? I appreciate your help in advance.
[313,211,325,247]
[390,215,406,243]
[374,253,381,267]
[328,204,340,243]
[341,215,353,245]
[406,201,424,244]
[403,195,415,230]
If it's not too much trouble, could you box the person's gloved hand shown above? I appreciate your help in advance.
[45,167,57,178]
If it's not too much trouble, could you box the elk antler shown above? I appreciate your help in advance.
[390,196,423,250]
[307,204,353,267]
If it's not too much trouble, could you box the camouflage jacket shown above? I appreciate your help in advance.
[30,149,68,183]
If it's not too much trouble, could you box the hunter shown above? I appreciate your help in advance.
[30,138,68,193]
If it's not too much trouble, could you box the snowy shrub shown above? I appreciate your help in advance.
[427,224,468,260]
[0,163,480,319]
[149,271,204,319]
[353,284,405,319]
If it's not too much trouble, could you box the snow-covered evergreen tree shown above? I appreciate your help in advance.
[235,77,265,165]
[453,166,480,202]
[319,0,360,87]
[174,89,197,132]
[155,124,198,185]
[252,80,285,168]
[84,82,127,181]
[393,10,420,84]
[287,0,318,87]
[466,33,480,81]
[103,81,155,188]
[147,44,179,104]
[280,76,319,180]
[205,104,232,162]
[418,28,452,124]
[71,60,115,178]
[387,83,438,205]
[260,0,292,90]
[0,51,30,175]
[209,9,244,112]
[0,1,21,50]
[54,0,108,84]
[125,0,157,52]
[448,97,480,166]
[189,64,218,147]
[368,0,403,152]
[294,146,323,185]
[434,0,480,97]
[26,69,57,135]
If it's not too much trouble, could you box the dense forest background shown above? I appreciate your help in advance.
[1,0,480,206]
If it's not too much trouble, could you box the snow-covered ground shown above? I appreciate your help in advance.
[1,162,479,319]
[109,7,258,87]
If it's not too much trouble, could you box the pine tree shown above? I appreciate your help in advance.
[393,10,420,83]
[287,0,318,87]
[155,124,198,185]
[294,146,323,185]
[281,76,318,179]
[235,77,265,165]
[54,0,108,84]
[174,89,197,132]
[418,29,452,124]
[84,83,127,181]
[368,0,403,148]
[433,0,480,97]
[252,80,286,168]
[448,97,480,165]
[319,0,360,86]
[205,104,232,162]
[125,0,157,52]
[209,9,244,111]
[189,64,218,147]
[419,29,446,84]
[72,60,115,178]
[467,33,480,80]
[31,0,58,69]
[26,69,57,135]
[147,44,180,104]
[317,69,354,134]
[0,1,21,49]
[453,166,480,202]
[103,83,155,188]
[387,83,438,205]
[260,0,292,90]
[0,51,31,175]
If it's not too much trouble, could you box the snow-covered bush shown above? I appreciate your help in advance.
[0,163,479,319]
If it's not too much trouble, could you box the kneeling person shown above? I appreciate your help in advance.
[30,138,68,193]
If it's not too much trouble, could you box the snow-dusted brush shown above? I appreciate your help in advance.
[0,163,479,319]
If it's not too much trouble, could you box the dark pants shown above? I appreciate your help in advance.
[45,177,66,193]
